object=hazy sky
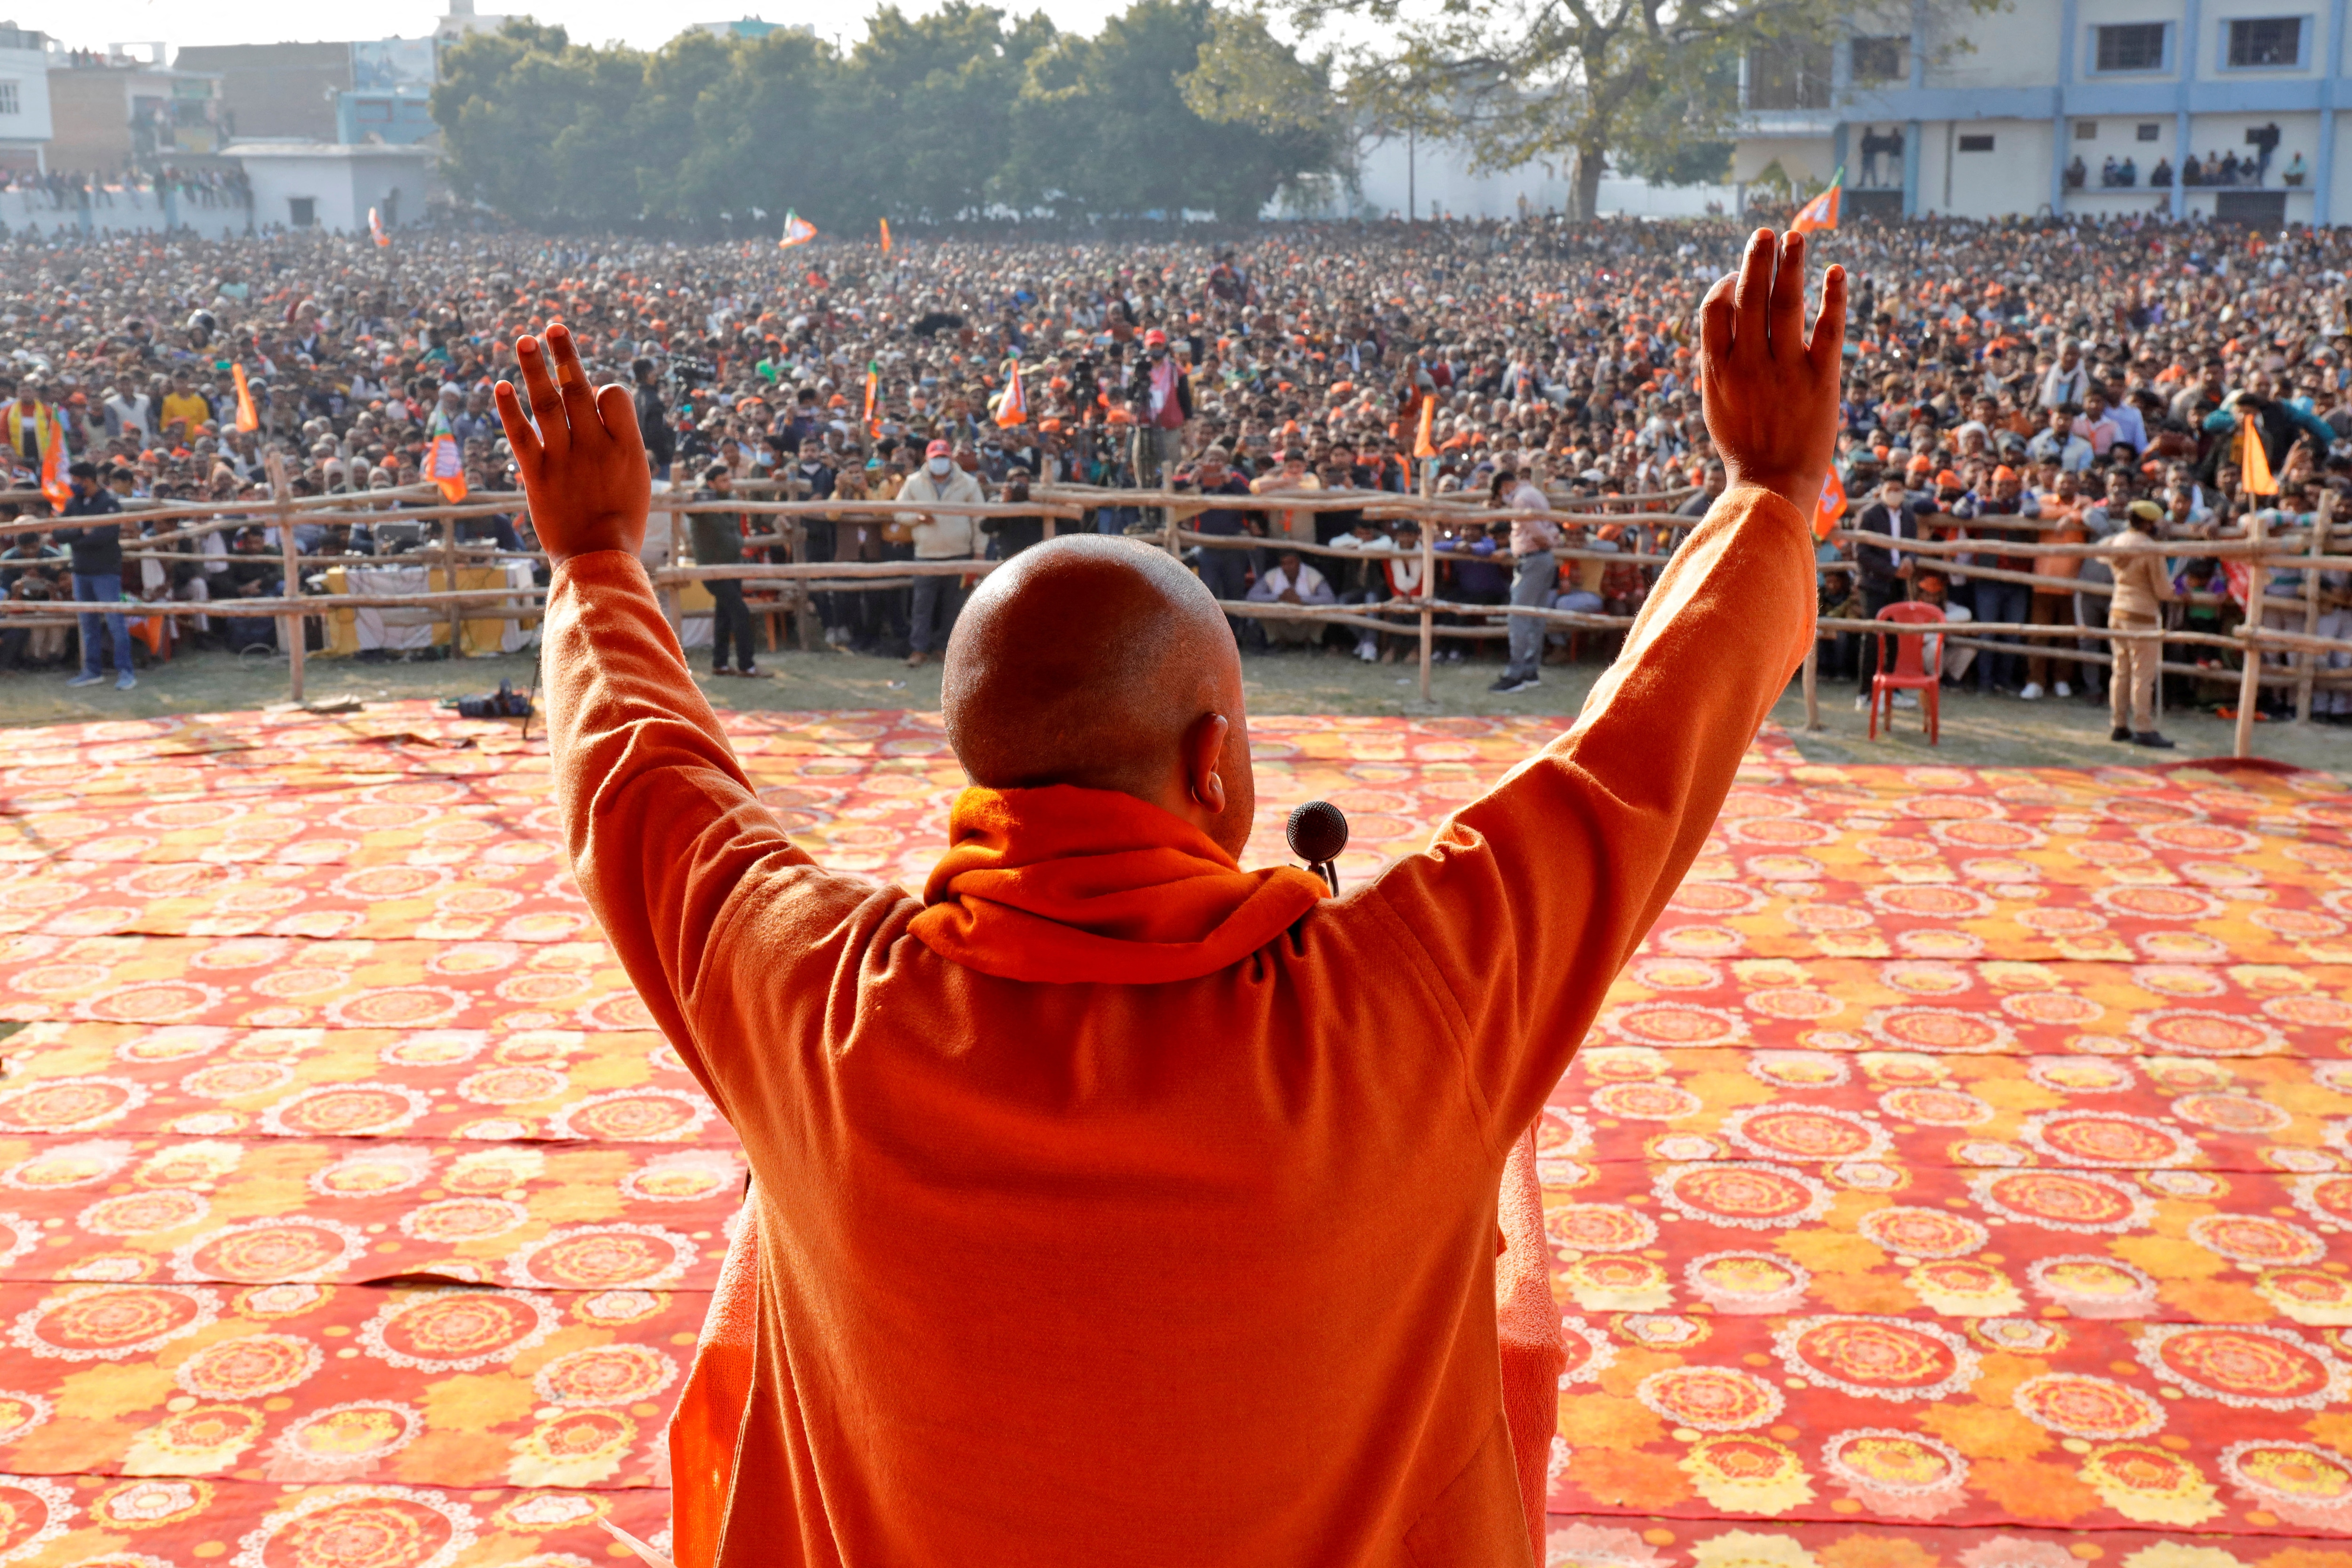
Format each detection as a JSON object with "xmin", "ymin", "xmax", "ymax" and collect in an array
[{"xmin": 41, "ymin": 0, "xmax": 1145, "ymax": 56}]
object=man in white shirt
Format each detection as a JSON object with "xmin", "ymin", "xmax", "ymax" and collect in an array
[
  {"xmin": 894, "ymin": 438, "xmax": 986, "ymax": 667},
  {"xmin": 2038, "ymin": 341, "xmax": 2090, "ymax": 408},
  {"xmin": 1245, "ymin": 548, "xmax": 1335, "ymax": 648},
  {"xmin": 103, "ymin": 378, "xmax": 152, "ymax": 444}
]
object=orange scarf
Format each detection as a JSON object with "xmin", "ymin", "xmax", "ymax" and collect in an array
[{"xmin": 908, "ymin": 785, "xmax": 1328, "ymax": 984}]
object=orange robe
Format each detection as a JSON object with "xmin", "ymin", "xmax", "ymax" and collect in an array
[{"xmin": 545, "ymin": 485, "xmax": 1813, "ymax": 1568}]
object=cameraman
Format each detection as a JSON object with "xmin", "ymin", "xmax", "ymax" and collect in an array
[{"xmin": 633, "ymin": 358, "xmax": 676, "ymax": 480}]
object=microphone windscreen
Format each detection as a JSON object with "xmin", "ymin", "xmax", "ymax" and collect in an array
[{"xmin": 1286, "ymin": 800, "xmax": 1349, "ymax": 867}]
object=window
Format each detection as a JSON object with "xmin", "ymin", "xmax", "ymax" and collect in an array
[
  {"xmin": 0, "ymin": 80, "xmax": 16, "ymax": 116},
  {"xmin": 2226, "ymin": 16, "xmax": 2304, "ymax": 67},
  {"xmin": 357, "ymin": 99, "xmax": 391, "ymax": 123},
  {"xmin": 2137, "ymin": 122, "xmax": 2162, "ymax": 141},
  {"xmin": 1851, "ymin": 35, "xmax": 1907, "ymax": 83},
  {"xmin": 2094, "ymin": 22, "xmax": 2169, "ymax": 71},
  {"xmin": 289, "ymin": 197, "xmax": 316, "ymax": 229},
  {"xmin": 2076, "ymin": 120, "xmax": 2098, "ymax": 139},
  {"xmin": 1747, "ymin": 39, "xmax": 1832, "ymax": 109},
  {"xmin": 1958, "ymin": 134, "xmax": 1995, "ymax": 152}
]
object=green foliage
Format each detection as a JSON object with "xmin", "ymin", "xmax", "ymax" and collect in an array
[{"xmin": 430, "ymin": 1, "xmax": 1343, "ymax": 232}]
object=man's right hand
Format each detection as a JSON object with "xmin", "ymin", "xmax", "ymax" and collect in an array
[
  {"xmin": 1699, "ymin": 229, "xmax": 1846, "ymax": 517},
  {"xmin": 495, "ymin": 324, "xmax": 650, "ymax": 567}
]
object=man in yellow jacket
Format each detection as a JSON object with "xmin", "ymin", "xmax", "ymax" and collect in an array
[{"xmin": 494, "ymin": 227, "xmax": 1843, "ymax": 1568}]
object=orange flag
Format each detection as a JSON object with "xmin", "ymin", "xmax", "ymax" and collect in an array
[
  {"xmin": 1412, "ymin": 394, "xmax": 1435, "ymax": 459},
  {"xmin": 1814, "ymin": 469, "xmax": 1846, "ymax": 540},
  {"xmin": 995, "ymin": 359, "xmax": 1027, "ymax": 429},
  {"xmin": 1790, "ymin": 169, "xmax": 1843, "ymax": 237},
  {"xmin": 879, "ymin": 218, "xmax": 892, "ymax": 255},
  {"xmin": 38, "ymin": 422, "xmax": 70, "ymax": 509},
  {"xmin": 2238, "ymin": 413, "xmax": 2277, "ymax": 496},
  {"xmin": 232, "ymin": 363, "xmax": 260, "ymax": 433}
]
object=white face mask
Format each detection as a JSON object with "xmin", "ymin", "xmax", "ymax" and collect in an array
[{"xmin": 928, "ymin": 457, "xmax": 952, "ymax": 477}]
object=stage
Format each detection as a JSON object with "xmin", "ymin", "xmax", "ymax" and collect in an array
[{"xmin": 0, "ymin": 704, "xmax": 2342, "ymax": 1565}]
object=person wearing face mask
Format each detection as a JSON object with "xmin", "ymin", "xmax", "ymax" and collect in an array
[{"xmin": 894, "ymin": 438, "xmax": 986, "ymax": 667}]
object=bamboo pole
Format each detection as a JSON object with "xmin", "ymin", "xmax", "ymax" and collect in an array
[
  {"xmin": 441, "ymin": 516, "xmax": 464, "ymax": 658},
  {"xmin": 1802, "ymin": 643, "xmax": 1820, "ymax": 731},
  {"xmin": 267, "ymin": 455, "xmax": 303, "ymax": 705},
  {"xmin": 2234, "ymin": 508, "xmax": 2269, "ymax": 758},
  {"xmin": 2296, "ymin": 492, "xmax": 2333, "ymax": 723}
]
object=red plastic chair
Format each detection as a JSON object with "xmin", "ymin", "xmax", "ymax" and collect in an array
[{"xmin": 1869, "ymin": 601, "xmax": 1946, "ymax": 744}]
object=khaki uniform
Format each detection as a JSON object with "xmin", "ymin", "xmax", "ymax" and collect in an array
[{"xmin": 2106, "ymin": 524, "xmax": 2175, "ymax": 732}]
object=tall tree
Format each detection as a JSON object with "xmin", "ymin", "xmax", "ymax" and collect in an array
[
  {"xmin": 850, "ymin": 5, "xmax": 1059, "ymax": 223},
  {"xmin": 433, "ymin": 23, "xmax": 651, "ymax": 231}
]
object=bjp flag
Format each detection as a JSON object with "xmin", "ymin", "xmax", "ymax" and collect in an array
[
  {"xmin": 779, "ymin": 210, "xmax": 818, "ymax": 249},
  {"xmin": 427, "ymin": 407, "xmax": 468, "ymax": 504},
  {"xmin": 232, "ymin": 363, "xmax": 260, "ymax": 433},
  {"xmin": 862, "ymin": 361, "xmax": 880, "ymax": 436},
  {"xmin": 995, "ymin": 359, "xmax": 1027, "ymax": 429},
  {"xmin": 2238, "ymin": 412, "xmax": 2278, "ymax": 496},
  {"xmin": 880, "ymin": 218, "xmax": 893, "ymax": 255},
  {"xmin": 1790, "ymin": 168, "xmax": 1843, "ymax": 236},
  {"xmin": 1412, "ymin": 394, "xmax": 1435, "ymax": 459},
  {"xmin": 37, "ymin": 423, "xmax": 70, "ymax": 509},
  {"xmin": 1814, "ymin": 469, "xmax": 1846, "ymax": 540},
  {"xmin": 368, "ymin": 207, "xmax": 389, "ymax": 248}
]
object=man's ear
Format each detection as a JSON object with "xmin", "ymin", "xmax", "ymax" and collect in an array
[{"xmin": 1184, "ymin": 713, "xmax": 1229, "ymax": 815}]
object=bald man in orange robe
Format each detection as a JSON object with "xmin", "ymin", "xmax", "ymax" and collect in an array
[{"xmin": 499, "ymin": 227, "xmax": 1843, "ymax": 1568}]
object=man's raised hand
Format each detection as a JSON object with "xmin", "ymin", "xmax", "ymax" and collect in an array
[
  {"xmin": 494, "ymin": 323, "xmax": 650, "ymax": 566},
  {"xmin": 1698, "ymin": 228, "xmax": 1846, "ymax": 517}
]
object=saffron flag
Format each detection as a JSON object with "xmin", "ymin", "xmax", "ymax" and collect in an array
[
  {"xmin": 995, "ymin": 359, "xmax": 1027, "ymax": 428},
  {"xmin": 1412, "ymin": 394, "xmax": 1435, "ymax": 459},
  {"xmin": 862, "ymin": 361, "xmax": 879, "ymax": 437},
  {"xmin": 427, "ymin": 407, "xmax": 468, "ymax": 504},
  {"xmin": 880, "ymin": 218, "xmax": 892, "ymax": 255},
  {"xmin": 232, "ymin": 363, "xmax": 260, "ymax": 433},
  {"xmin": 779, "ymin": 210, "xmax": 818, "ymax": 249},
  {"xmin": 37, "ymin": 420, "xmax": 69, "ymax": 509},
  {"xmin": 1790, "ymin": 168, "xmax": 1843, "ymax": 236},
  {"xmin": 368, "ymin": 207, "xmax": 389, "ymax": 248},
  {"xmin": 2238, "ymin": 412, "xmax": 2278, "ymax": 496},
  {"xmin": 1814, "ymin": 468, "xmax": 1846, "ymax": 541}
]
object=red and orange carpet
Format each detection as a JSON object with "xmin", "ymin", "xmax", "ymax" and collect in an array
[{"xmin": 0, "ymin": 705, "xmax": 2340, "ymax": 1567}]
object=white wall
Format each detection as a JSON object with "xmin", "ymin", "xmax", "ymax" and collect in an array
[
  {"xmin": 1925, "ymin": 3, "xmax": 2062, "ymax": 89},
  {"xmin": 239, "ymin": 151, "xmax": 433, "ymax": 236},
  {"xmin": 1332, "ymin": 132, "xmax": 1731, "ymax": 220},
  {"xmin": 1918, "ymin": 118, "xmax": 2058, "ymax": 218},
  {"xmin": 0, "ymin": 44, "xmax": 52, "ymax": 154},
  {"xmin": 0, "ymin": 186, "xmax": 247, "ymax": 239}
]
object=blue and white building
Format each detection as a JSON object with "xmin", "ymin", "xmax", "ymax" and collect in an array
[{"xmin": 1737, "ymin": 2, "xmax": 2352, "ymax": 224}]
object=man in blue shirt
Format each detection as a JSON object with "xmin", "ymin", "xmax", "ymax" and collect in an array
[{"xmin": 54, "ymin": 462, "xmax": 135, "ymax": 692}]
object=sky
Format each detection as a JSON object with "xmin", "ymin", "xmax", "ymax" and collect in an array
[{"xmin": 36, "ymin": 0, "xmax": 1145, "ymax": 57}]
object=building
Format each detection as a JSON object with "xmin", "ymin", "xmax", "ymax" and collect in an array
[
  {"xmin": 172, "ymin": 42, "xmax": 348, "ymax": 143},
  {"xmin": 231, "ymin": 139, "xmax": 437, "ymax": 234},
  {"xmin": 44, "ymin": 49, "xmax": 225, "ymax": 175},
  {"xmin": 434, "ymin": 0, "xmax": 514, "ymax": 48},
  {"xmin": 1737, "ymin": 5, "xmax": 2352, "ymax": 224},
  {"xmin": 0, "ymin": 24, "xmax": 52, "ymax": 173}
]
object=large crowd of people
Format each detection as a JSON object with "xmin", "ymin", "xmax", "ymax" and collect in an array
[{"xmin": 0, "ymin": 211, "xmax": 2344, "ymax": 721}]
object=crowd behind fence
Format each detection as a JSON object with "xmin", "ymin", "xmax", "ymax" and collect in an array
[{"xmin": 0, "ymin": 474, "xmax": 2344, "ymax": 761}]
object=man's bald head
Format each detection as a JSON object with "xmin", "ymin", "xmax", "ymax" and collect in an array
[{"xmin": 944, "ymin": 535, "xmax": 1254, "ymax": 853}]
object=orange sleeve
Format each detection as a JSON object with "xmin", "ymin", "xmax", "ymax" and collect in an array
[
  {"xmin": 1368, "ymin": 484, "xmax": 1814, "ymax": 1149},
  {"xmin": 542, "ymin": 548, "xmax": 877, "ymax": 1121}
]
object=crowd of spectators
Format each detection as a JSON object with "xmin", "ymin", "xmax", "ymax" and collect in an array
[{"xmin": 0, "ymin": 212, "xmax": 2344, "ymax": 719}]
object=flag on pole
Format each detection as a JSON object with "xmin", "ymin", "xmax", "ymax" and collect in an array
[
  {"xmin": 2237, "ymin": 411, "xmax": 2278, "ymax": 496},
  {"xmin": 879, "ymin": 218, "xmax": 892, "ymax": 255},
  {"xmin": 1814, "ymin": 468, "xmax": 1846, "ymax": 541},
  {"xmin": 368, "ymin": 207, "xmax": 389, "ymax": 248},
  {"xmin": 995, "ymin": 358, "xmax": 1027, "ymax": 428},
  {"xmin": 778, "ymin": 210, "xmax": 818, "ymax": 249},
  {"xmin": 1790, "ymin": 167, "xmax": 1843, "ymax": 236},
  {"xmin": 37, "ymin": 419, "xmax": 69, "ymax": 509},
  {"xmin": 862, "ymin": 361, "xmax": 880, "ymax": 437},
  {"xmin": 427, "ymin": 406, "xmax": 468, "ymax": 504},
  {"xmin": 232, "ymin": 363, "xmax": 260, "ymax": 433},
  {"xmin": 1411, "ymin": 392, "xmax": 1435, "ymax": 459}
]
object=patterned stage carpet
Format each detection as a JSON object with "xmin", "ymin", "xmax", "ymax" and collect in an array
[{"xmin": 0, "ymin": 704, "xmax": 2343, "ymax": 1567}]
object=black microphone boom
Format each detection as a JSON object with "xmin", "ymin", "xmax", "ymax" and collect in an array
[{"xmin": 1286, "ymin": 800, "xmax": 1349, "ymax": 896}]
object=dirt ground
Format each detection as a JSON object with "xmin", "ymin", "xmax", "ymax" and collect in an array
[{"xmin": 0, "ymin": 640, "xmax": 2342, "ymax": 777}]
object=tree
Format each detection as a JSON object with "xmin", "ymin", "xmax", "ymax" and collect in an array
[
  {"xmin": 1220, "ymin": 0, "xmax": 2000, "ymax": 221},
  {"xmin": 1008, "ymin": 0, "xmax": 1342, "ymax": 221},
  {"xmin": 433, "ymin": 23, "xmax": 651, "ymax": 231},
  {"xmin": 850, "ymin": 5, "xmax": 1059, "ymax": 223}
]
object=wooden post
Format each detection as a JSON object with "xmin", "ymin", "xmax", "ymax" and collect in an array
[
  {"xmin": 789, "ymin": 517, "xmax": 816, "ymax": 652},
  {"xmin": 441, "ymin": 516, "xmax": 464, "ymax": 658},
  {"xmin": 2233, "ymin": 508, "xmax": 2269, "ymax": 759},
  {"xmin": 1802, "ymin": 642, "xmax": 1820, "ymax": 731},
  {"xmin": 2295, "ymin": 492, "xmax": 2334, "ymax": 723},
  {"xmin": 269, "ymin": 454, "xmax": 302, "ymax": 704},
  {"xmin": 1418, "ymin": 510, "xmax": 1435, "ymax": 704}
]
